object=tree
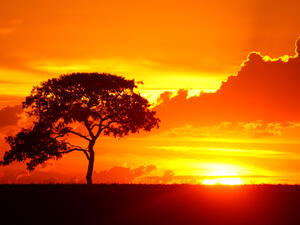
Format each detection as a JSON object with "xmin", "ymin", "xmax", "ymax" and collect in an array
[{"xmin": 0, "ymin": 73, "xmax": 160, "ymax": 184}]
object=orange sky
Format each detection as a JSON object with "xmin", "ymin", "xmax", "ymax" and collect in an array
[{"xmin": 0, "ymin": 0, "xmax": 300, "ymax": 184}]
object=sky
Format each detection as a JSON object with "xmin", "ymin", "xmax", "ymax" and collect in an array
[{"xmin": 0, "ymin": 0, "xmax": 300, "ymax": 184}]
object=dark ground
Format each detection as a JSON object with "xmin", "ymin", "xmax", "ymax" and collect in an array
[{"xmin": 1, "ymin": 184, "xmax": 300, "ymax": 225}]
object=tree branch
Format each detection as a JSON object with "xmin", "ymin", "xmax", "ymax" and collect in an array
[
  {"xmin": 83, "ymin": 151, "xmax": 90, "ymax": 160},
  {"xmin": 60, "ymin": 145, "xmax": 90, "ymax": 161},
  {"xmin": 54, "ymin": 133, "xmax": 67, "ymax": 139},
  {"xmin": 95, "ymin": 119, "xmax": 122, "ymax": 138},
  {"xmin": 54, "ymin": 129, "xmax": 92, "ymax": 142},
  {"xmin": 61, "ymin": 148, "xmax": 89, "ymax": 154},
  {"xmin": 103, "ymin": 120, "xmax": 120, "ymax": 129},
  {"xmin": 93, "ymin": 116, "xmax": 111, "ymax": 138},
  {"xmin": 95, "ymin": 120, "xmax": 104, "ymax": 139},
  {"xmin": 65, "ymin": 142, "xmax": 85, "ymax": 150},
  {"xmin": 90, "ymin": 123, "xmax": 100, "ymax": 131},
  {"xmin": 84, "ymin": 120, "xmax": 95, "ymax": 139},
  {"xmin": 67, "ymin": 130, "xmax": 92, "ymax": 142}
]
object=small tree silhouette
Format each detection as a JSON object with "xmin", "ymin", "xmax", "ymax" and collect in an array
[{"xmin": 0, "ymin": 73, "xmax": 160, "ymax": 184}]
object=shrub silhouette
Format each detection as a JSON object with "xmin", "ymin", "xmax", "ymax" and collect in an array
[{"xmin": 0, "ymin": 73, "xmax": 160, "ymax": 184}]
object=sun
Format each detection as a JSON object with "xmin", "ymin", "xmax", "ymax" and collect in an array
[{"xmin": 202, "ymin": 170, "xmax": 243, "ymax": 185}]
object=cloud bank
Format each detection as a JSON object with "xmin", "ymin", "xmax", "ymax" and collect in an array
[{"xmin": 155, "ymin": 38, "xmax": 300, "ymax": 128}]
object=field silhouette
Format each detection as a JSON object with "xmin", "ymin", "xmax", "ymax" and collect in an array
[{"xmin": 1, "ymin": 184, "xmax": 300, "ymax": 225}]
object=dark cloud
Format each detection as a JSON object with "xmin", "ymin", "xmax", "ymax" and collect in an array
[
  {"xmin": 0, "ymin": 105, "xmax": 22, "ymax": 128},
  {"xmin": 93, "ymin": 165, "xmax": 157, "ymax": 184},
  {"xmin": 155, "ymin": 38, "xmax": 300, "ymax": 128}
]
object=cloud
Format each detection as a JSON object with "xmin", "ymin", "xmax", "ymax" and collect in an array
[
  {"xmin": 0, "ymin": 167, "xmax": 63, "ymax": 184},
  {"xmin": 0, "ymin": 95, "xmax": 24, "ymax": 108},
  {"xmin": 0, "ymin": 28, "xmax": 16, "ymax": 35},
  {"xmin": 155, "ymin": 38, "xmax": 300, "ymax": 129},
  {"xmin": 148, "ymin": 145, "xmax": 293, "ymax": 159},
  {"xmin": 0, "ymin": 19, "xmax": 23, "ymax": 35},
  {"xmin": 0, "ymin": 56, "xmax": 49, "ymax": 74},
  {"xmin": 162, "ymin": 121, "xmax": 294, "ymax": 139},
  {"xmin": 93, "ymin": 165, "xmax": 157, "ymax": 184},
  {"xmin": 237, "ymin": 121, "xmax": 288, "ymax": 138},
  {"xmin": 0, "ymin": 164, "xmax": 159, "ymax": 184},
  {"xmin": 0, "ymin": 105, "xmax": 22, "ymax": 128}
]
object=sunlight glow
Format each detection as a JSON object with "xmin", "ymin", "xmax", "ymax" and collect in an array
[{"xmin": 202, "ymin": 170, "xmax": 243, "ymax": 185}]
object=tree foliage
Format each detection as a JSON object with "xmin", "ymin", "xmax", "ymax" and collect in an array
[{"xmin": 0, "ymin": 73, "xmax": 160, "ymax": 183}]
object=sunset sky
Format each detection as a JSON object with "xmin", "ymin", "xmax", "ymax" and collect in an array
[{"xmin": 1, "ymin": 0, "xmax": 300, "ymax": 184}]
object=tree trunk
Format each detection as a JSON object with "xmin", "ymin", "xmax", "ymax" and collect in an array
[{"xmin": 86, "ymin": 142, "xmax": 95, "ymax": 185}]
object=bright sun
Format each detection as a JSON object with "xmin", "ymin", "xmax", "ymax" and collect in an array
[{"xmin": 202, "ymin": 170, "xmax": 243, "ymax": 185}]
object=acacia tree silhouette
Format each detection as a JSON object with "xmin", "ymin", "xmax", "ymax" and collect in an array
[{"xmin": 0, "ymin": 73, "xmax": 160, "ymax": 184}]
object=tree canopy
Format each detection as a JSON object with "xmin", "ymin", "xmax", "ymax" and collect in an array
[{"xmin": 0, "ymin": 73, "xmax": 160, "ymax": 184}]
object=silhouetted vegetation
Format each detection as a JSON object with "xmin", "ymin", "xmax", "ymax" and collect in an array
[
  {"xmin": 0, "ymin": 73, "xmax": 160, "ymax": 184},
  {"xmin": 1, "ymin": 184, "xmax": 300, "ymax": 225}
]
